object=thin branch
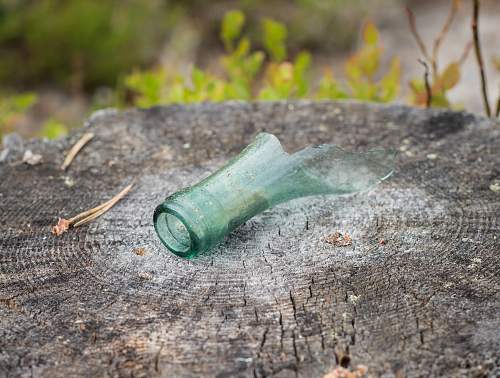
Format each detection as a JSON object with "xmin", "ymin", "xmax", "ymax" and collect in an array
[
  {"xmin": 458, "ymin": 40, "xmax": 473, "ymax": 65},
  {"xmin": 405, "ymin": 7, "xmax": 431, "ymax": 63},
  {"xmin": 61, "ymin": 132, "xmax": 94, "ymax": 170},
  {"xmin": 418, "ymin": 59, "xmax": 432, "ymax": 108},
  {"xmin": 472, "ymin": 0, "xmax": 491, "ymax": 117},
  {"xmin": 432, "ymin": 0, "xmax": 461, "ymax": 75},
  {"xmin": 496, "ymin": 87, "xmax": 500, "ymax": 117}
]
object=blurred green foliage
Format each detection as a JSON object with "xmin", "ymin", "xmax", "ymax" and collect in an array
[
  {"xmin": 317, "ymin": 22, "xmax": 401, "ymax": 102},
  {"xmin": 221, "ymin": 10, "xmax": 246, "ymax": 52},
  {"xmin": 262, "ymin": 18, "xmax": 288, "ymax": 62},
  {"xmin": 0, "ymin": 92, "xmax": 37, "ymax": 139},
  {"xmin": 1, "ymin": 0, "xmax": 471, "ymax": 143},
  {"xmin": 124, "ymin": 70, "xmax": 168, "ymax": 108},
  {"xmin": 0, "ymin": 0, "xmax": 388, "ymax": 91},
  {"xmin": 38, "ymin": 119, "xmax": 68, "ymax": 139},
  {"xmin": 236, "ymin": 0, "xmax": 389, "ymax": 52},
  {"xmin": 0, "ymin": 0, "xmax": 176, "ymax": 89},
  {"xmin": 0, "ymin": 92, "xmax": 68, "ymax": 140},
  {"xmin": 124, "ymin": 11, "xmax": 401, "ymax": 106},
  {"xmin": 258, "ymin": 52, "xmax": 311, "ymax": 100},
  {"xmin": 409, "ymin": 62, "xmax": 461, "ymax": 108},
  {"xmin": 220, "ymin": 11, "xmax": 265, "ymax": 100}
]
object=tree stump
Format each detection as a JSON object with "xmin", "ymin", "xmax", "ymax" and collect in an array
[{"xmin": 0, "ymin": 102, "xmax": 499, "ymax": 377}]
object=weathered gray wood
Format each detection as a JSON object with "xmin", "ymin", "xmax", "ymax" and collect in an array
[{"xmin": 0, "ymin": 101, "xmax": 499, "ymax": 378}]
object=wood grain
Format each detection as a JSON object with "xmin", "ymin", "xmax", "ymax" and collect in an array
[{"xmin": 0, "ymin": 102, "xmax": 499, "ymax": 377}]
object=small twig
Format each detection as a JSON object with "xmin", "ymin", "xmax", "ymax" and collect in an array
[
  {"xmin": 432, "ymin": 0, "xmax": 460, "ymax": 75},
  {"xmin": 52, "ymin": 183, "xmax": 133, "ymax": 235},
  {"xmin": 418, "ymin": 59, "xmax": 432, "ymax": 108},
  {"xmin": 61, "ymin": 132, "xmax": 94, "ymax": 170},
  {"xmin": 406, "ymin": 7, "xmax": 431, "ymax": 64},
  {"xmin": 458, "ymin": 40, "xmax": 473, "ymax": 65},
  {"xmin": 472, "ymin": 0, "xmax": 491, "ymax": 117}
]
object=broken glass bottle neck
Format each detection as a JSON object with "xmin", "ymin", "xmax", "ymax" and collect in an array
[{"xmin": 154, "ymin": 133, "xmax": 396, "ymax": 258}]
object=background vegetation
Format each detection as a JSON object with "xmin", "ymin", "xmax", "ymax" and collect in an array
[{"xmin": 0, "ymin": 0, "xmax": 498, "ymax": 141}]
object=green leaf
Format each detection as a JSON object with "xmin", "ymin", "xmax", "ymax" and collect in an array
[
  {"xmin": 293, "ymin": 51, "xmax": 311, "ymax": 75},
  {"xmin": 192, "ymin": 67, "xmax": 205, "ymax": 88},
  {"xmin": 262, "ymin": 18, "xmax": 287, "ymax": 62},
  {"xmin": 257, "ymin": 86, "xmax": 281, "ymax": 100},
  {"xmin": 380, "ymin": 57, "xmax": 401, "ymax": 102},
  {"xmin": 316, "ymin": 70, "xmax": 348, "ymax": 100},
  {"xmin": 345, "ymin": 56, "xmax": 362, "ymax": 81},
  {"xmin": 12, "ymin": 93, "xmax": 38, "ymax": 110},
  {"xmin": 439, "ymin": 62, "xmax": 460, "ymax": 90},
  {"xmin": 234, "ymin": 37, "xmax": 250, "ymax": 58},
  {"xmin": 247, "ymin": 51, "xmax": 265, "ymax": 77},
  {"xmin": 124, "ymin": 69, "xmax": 166, "ymax": 107},
  {"xmin": 221, "ymin": 10, "xmax": 245, "ymax": 51},
  {"xmin": 292, "ymin": 51, "xmax": 311, "ymax": 97},
  {"xmin": 363, "ymin": 21, "xmax": 379, "ymax": 46},
  {"xmin": 39, "ymin": 119, "xmax": 67, "ymax": 139},
  {"xmin": 409, "ymin": 78, "xmax": 425, "ymax": 95},
  {"xmin": 168, "ymin": 82, "xmax": 187, "ymax": 103},
  {"xmin": 431, "ymin": 92, "xmax": 451, "ymax": 108},
  {"xmin": 225, "ymin": 81, "xmax": 250, "ymax": 100},
  {"xmin": 361, "ymin": 46, "xmax": 381, "ymax": 78}
]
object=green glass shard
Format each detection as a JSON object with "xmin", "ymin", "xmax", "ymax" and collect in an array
[{"xmin": 154, "ymin": 133, "xmax": 396, "ymax": 258}]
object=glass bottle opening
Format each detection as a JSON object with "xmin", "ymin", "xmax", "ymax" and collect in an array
[{"xmin": 154, "ymin": 211, "xmax": 192, "ymax": 257}]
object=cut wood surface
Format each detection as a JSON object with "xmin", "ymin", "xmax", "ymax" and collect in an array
[{"xmin": 0, "ymin": 102, "xmax": 499, "ymax": 377}]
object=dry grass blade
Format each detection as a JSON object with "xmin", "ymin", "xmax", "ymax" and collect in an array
[
  {"xmin": 61, "ymin": 132, "xmax": 94, "ymax": 170},
  {"xmin": 52, "ymin": 183, "xmax": 133, "ymax": 235},
  {"xmin": 67, "ymin": 186, "xmax": 128, "ymax": 225},
  {"xmin": 72, "ymin": 184, "xmax": 133, "ymax": 227}
]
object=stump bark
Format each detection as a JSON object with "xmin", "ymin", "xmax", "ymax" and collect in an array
[{"xmin": 0, "ymin": 101, "xmax": 499, "ymax": 378}]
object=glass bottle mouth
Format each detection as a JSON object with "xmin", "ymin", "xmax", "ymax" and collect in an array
[
  {"xmin": 154, "ymin": 189, "xmax": 229, "ymax": 259},
  {"xmin": 154, "ymin": 206, "xmax": 197, "ymax": 258}
]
